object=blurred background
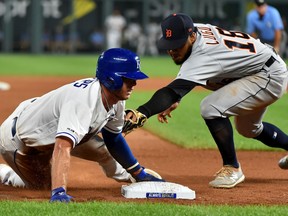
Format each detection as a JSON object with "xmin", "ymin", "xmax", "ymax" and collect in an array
[{"xmin": 0, "ymin": 0, "xmax": 287, "ymax": 57}]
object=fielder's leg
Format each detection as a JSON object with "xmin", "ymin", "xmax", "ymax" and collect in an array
[
  {"xmin": 253, "ymin": 122, "xmax": 288, "ymax": 150},
  {"xmin": 253, "ymin": 122, "xmax": 288, "ymax": 169},
  {"xmin": 204, "ymin": 117, "xmax": 239, "ymax": 168}
]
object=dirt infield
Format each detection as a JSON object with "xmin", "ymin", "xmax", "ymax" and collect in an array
[{"xmin": 0, "ymin": 76, "xmax": 287, "ymax": 205}]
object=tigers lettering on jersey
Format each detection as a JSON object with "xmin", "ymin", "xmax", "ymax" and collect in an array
[
  {"xmin": 198, "ymin": 26, "xmax": 219, "ymax": 45},
  {"xmin": 216, "ymin": 27, "xmax": 256, "ymax": 53},
  {"xmin": 198, "ymin": 26, "xmax": 256, "ymax": 54}
]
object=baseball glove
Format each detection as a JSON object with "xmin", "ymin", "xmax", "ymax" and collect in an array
[{"xmin": 122, "ymin": 109, "xmax": 147, "ymax": 135}]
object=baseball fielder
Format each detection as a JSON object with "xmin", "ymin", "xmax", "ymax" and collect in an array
[
  {"xmin": 0, "ymin": 48, "xmax": 164, "ymax": 202},
  {"xmin": 124, "ymin": 13, "xmax": 288, "ymax": 189}
]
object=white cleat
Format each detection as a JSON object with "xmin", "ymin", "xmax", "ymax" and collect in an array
[
  {"xmin": 0, "ymin": 164, "xmax": 13, "ymax": 184},
  {"xmin": 0, "ymin": 164, "xmax": 25, "ymax": 187},
  {"xmin": 209, "ymin": 164, "xmax": 245, "ymax": 189}
]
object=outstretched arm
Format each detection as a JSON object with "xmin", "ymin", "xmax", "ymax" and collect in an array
[
  {"xmin": 137, "ymin": 79, "xmax": 196, "ymax": 118},
  {"xmin": 50, "ymin": 136, "xmax": 73, "ymax": 202},
  {"xmin": 101, "ymin": 128, "xmax": 164, "ymax": 182},
  {"xmin": 51, "ymin": 137, "xmax": 73, "ymax": 190},
  {"xmin": 123, "ymin": 79, "xmax": 196, "ymax": 134},
  {"xmin": 157, "ymin": 101, "xmax": 180, "ymax": 123}
]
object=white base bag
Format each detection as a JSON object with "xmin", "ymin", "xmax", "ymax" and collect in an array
[{"xmin": 121, "ymin": 182, "xmax": 196, "ymax": 200}]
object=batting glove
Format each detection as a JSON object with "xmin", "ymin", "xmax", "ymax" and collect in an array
[
  {"xmin": 133, "ymin": 169, "xmax": 165, "ymax": 182},
  {"xmin": 50, "ymin": 187, "xmax": 73, "ymax": 203}
]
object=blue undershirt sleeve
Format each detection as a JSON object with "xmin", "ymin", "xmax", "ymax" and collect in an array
[{"xmin": 101, "ymin": 128, "xmax": 141, "ymax": 173}]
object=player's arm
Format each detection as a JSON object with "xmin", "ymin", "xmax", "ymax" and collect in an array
[
  {"xmin": 273, "ymin": 29, "xmax": 282, "ymax": 53},
  {"xmin": 157, "ymin": 101, "xmax": 180, "ymax": 123},
  {"xmin": 101, "ymin": 128, "xmax": 164, "ymax": 182},
  {"xmin": 122, "ymin": 79, "xmax": 197, "ymax": 134},
  {"xmin": 50, "ymin": 136, "xmax": 73, "ymax": 202},
  {"xmin": 137, "ymin": 79, "xmax": 196, "ymax": 118}
]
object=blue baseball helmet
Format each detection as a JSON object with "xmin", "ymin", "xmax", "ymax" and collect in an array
[{"xmin": 96, "ymin": 48, "xmax": 148, "ymax": 90}]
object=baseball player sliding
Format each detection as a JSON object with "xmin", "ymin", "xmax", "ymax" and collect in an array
[
  {"xmin": 124, "ymin": 13, "xmax": 288, "ymax": 189},
  {"xmin": 0, "ymin": 48, "xmax": 164, "ymax": 202}
]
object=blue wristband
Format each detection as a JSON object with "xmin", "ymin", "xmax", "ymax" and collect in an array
[{"xmin": 50, "ymin": 187, "xmax": 73, "ymax": 203}]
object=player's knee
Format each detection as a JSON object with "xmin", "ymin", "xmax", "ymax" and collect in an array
[
  {"xmin": 200, "ymin": 99, "xmax": 221, "ymax": 119},
  {"xmin": 235, "ymin": 123, "xmax": 262, "ymax": 138},
  {"xmin": 96, "ymin": 148, "xmax": 113, "ymax": 164}
]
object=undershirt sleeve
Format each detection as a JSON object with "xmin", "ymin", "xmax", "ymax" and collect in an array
[{"xmin": 137, "ymin": 79, "xmax": 197, "ymax": 118}]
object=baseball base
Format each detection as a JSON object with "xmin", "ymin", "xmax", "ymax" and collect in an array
[
  {"xmin": 0, "ymin": 81, "xmax": 11, "ymax": 91},
  {"xmin": 121, "ymin": 182, "xmax": 196, "ymax": 200}
]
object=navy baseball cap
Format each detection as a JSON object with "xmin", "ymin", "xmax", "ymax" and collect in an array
[
  {"xmin": 157, "ymin": 13, "xmax": 194, "ymax": 50},
  {"xmin": 254, "ymin": 0, "xmax": 265, "ymax": 6}
]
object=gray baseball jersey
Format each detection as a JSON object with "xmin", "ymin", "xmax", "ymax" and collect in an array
[
  {"xmin": 16, "ymin": 78, "xmax": 124, "ymax": 148},
  {"xmin": 177, "ymin": 23, "xmax": 287, "ymax": 90},
  {"xmin": 170, "ymin": 23, "xmax": 288, "ymax": 137}
]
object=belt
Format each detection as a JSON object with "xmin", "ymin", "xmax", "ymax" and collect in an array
[
  {"xmin": 265, "ymin": 56, "xmax": 276, "ymax": 68},
  {"xmin": 11, "ymin": 117, "xmax": 18, "ymax": 137},
  {"xmin": 11, "ymin": 99, "xmax": 36, "ymax": 137}
]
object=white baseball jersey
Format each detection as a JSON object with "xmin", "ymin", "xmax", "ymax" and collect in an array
[
  {"xmin": 177, "ymin": 23, "xmax": 286, "ymax": 90},
  {"xmin": 16, "ymin": 78, "xmax": 125, "ymax": 148}
]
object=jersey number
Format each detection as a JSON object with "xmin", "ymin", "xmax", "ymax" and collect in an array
[
  {"xmin": 216, "ymin": 27, "xmax": 256, "ymax": 53},
  {"xmin": 73, "ymin": 79, "xmax": 93, "ymax": 88}
]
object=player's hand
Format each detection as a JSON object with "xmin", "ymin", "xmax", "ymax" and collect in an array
[
  {"xmin": 122, "ymin": 109, "xmax": 147, "ymax": 135},
  {"xmin": 133, "ymin": 168, "xmax": 165, "ymax": 182},
  {"xmin": 50, "ymin": 187, "xmax": 73, "ymax": 203},
  {"xmin": 157, "ymin": 102, "xmax": 179, "ymax": 123}
]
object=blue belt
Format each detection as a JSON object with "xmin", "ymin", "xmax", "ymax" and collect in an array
[{"xmin": 11, "ymin": 117, "xmax": 18, "ymax": 137}]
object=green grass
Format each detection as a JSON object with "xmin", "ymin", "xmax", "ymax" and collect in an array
[
  {"xmin": 0, "ymin": 54, "xmax": 97, "ymax": 76},
  {"xmin": 0, "ymin": 54, "xmax": 179, "ymax": 77},
  {"xmin": 127, "ymin": 90, "xmax": 288, "ymax": 151},
  {"xmin": 0, "ymin": 54, "xmax": 288, "ymax": 213},
  {"xmin": 1, "ymin": 200, "xmax": 288, "ymax": 216}
]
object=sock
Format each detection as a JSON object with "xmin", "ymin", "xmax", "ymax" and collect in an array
[
  {"xmin": 254, "ymin": 122, "xmax": 288, "ymax": 150},
  {"xmin": 205, "ymin": 117, "xmax": 239, "ymax": 168}
]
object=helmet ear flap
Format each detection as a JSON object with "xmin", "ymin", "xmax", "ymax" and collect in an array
[{"xmin": 102, "ymin": 75, "xmax": 123, "ymax": 90}]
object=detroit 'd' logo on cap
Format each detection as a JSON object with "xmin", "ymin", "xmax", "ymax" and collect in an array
[{"xmin": 165, "ymin": 29, "xmax": 172, "ymax": 38}]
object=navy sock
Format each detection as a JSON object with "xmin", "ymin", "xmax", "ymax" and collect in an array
[
  {"xmin": 205, "ymin": 117, "xmax": 239, "ymax": 168},
  {"xmin": 254, "ymin": 122, "xmax": 288, "ymax": 150}
]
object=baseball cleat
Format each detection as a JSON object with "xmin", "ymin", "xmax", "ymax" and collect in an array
[
  {"xmin": 278, "ymin": 155, "xmax": 288, "ymax": 169},
  {"xmin": 209, "ymin": 164, "xmax": 245, "ymax": 189},
  {"xmin": 0, "ymin": 164, "xmax": 25, "ymax": 187},
  {"xmin": 0, "ymin": 164, "xmax": 12, "ymax": 184}
]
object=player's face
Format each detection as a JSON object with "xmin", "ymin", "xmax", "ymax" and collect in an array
[
  {"xmin": 113, "ymin": 78, "xmax": 136, "ymax": 100},
  {"xmin": 167, "ymin": 33, "xmax": 196, "ymax": 65}
]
